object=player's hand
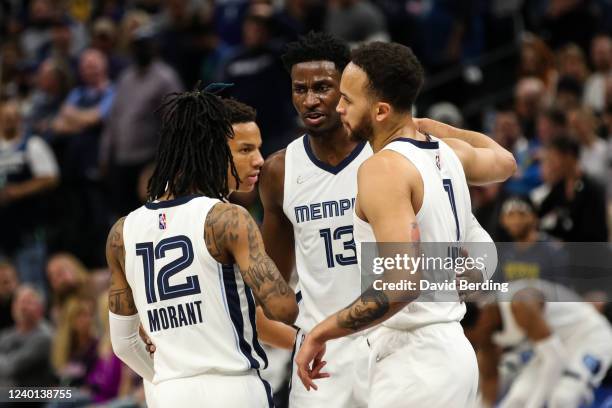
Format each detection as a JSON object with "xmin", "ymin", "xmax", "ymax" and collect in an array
[
  {"xmin": 455, "ymin": 248, "xmax": 484, "ymax": 302},
  {"xmin": 139, "ymin": 324, "xmax": 156, "ymax": 355},
  {"xmin": 295, "ymin": 333, "xmax": 329, "ymax": 391}
]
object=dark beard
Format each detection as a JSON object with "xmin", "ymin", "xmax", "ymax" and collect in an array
[{"xmin": 348, "ymin": 116, "xmax": 374, "ymax": 143}]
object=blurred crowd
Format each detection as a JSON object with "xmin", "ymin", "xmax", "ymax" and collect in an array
[{"xmin": 1, "ymin": 0, "xmax": 612, "ymax": 406}]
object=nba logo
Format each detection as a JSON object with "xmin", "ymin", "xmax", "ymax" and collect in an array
[
  {"xmin": 159, "ymin": 213, "xmax": 167, "ymax": 229},
  {"xmin": 435, "ymin": 154, "xmax": 441, "ymax": 170}
]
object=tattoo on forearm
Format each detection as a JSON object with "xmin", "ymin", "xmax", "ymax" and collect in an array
[
  {"xmin": 109, "ymin": 287, "xmax": 137, "ymax": 315},
  {"xmin": 337, "ymin": 287, "xmax": 390, "ymax": 331}
]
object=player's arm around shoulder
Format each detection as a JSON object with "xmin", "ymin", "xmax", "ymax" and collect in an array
[
  {"xmin": 205, "ymin": 202, "xmax": 298, "ymax": 325},
  {"xmin": 259, "ymin": 149, "xmax": 295, "ymax": 283},
  {"xmin": 416, "ymin": 118, "xmax": 517, "ymax": 185}
]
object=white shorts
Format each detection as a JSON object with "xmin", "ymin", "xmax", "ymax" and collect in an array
[
  {"xmin": 366, "ymin": 322, "xmax": 479, "ymax": 408},
  {"xmin": 289, "ymin": 329, "xmax": 369, "ymax": 408},
  {"xmin": 153, "ymin": 371, "xmax": 273, "ymax": 408}
]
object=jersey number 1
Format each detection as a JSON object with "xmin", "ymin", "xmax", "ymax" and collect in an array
[{"xmin": 135, "ymin": 235, "xmax": 201, "ymax": 304}]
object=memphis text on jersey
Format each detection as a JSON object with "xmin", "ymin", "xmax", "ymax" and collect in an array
[
  {"xmin": 294, "ymin": 198, "xmax": 355, "ymax": 224},
  {"xmin": 147, "ymin": 300, "xmax": 204, "ymax": 333}
]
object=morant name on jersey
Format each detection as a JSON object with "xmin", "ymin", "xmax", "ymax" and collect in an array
[
  {"xmin": 147, "ymin": 300, "xmax": 204, "ymax": 333},
  {"xmin": 293, "ymin": 197, "xmax": 355, "ymax": 224}
]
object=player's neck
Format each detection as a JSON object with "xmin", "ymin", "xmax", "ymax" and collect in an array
[
  {"xmin": 372, "ymin": 117, "xmax": 423, "ymax": 153},
  {"xmin": 307, "ymin": 126, "xmax": 359, "ymax": 166}
]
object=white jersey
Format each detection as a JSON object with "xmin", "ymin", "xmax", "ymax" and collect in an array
[
  {"xmin": 354, "ymin": 136, "xmax": 472, "ymax": 331},
  {"xmin": 493, "ymin": 279, "xmax": 612, "ymax": 349},
  {"xmin": 123, "ymin": 196, "xmax": 267, "ymax": 384},
  {"xmin": 283, "ymin": 135, "xmax": 372, "ymax": 331}
]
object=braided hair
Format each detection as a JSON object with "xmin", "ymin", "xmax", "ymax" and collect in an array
[{"xmin": 147, "ymin": 89, "xmax": 239, "ymax": 201}]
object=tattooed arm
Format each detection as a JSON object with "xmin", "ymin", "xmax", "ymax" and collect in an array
[
  {"xmin": 106, "ymin": 217, "xmax": 154, "ymax": 381},
  {"xmin": 295, "ymin": 152, "xmax": 422, "ymax": 390},
  {"xmin": 106, "ymin": 217, "xmax": 137, "ymax": 316},
  {"xmin": 205, "ymin": 202, "xmax": 298, "ymax": 325}
]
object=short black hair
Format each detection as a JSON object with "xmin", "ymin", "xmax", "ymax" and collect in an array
[
  {"xmin": 548, "ymin": 134, "xmax": 580, "ymax": 158},
  {"xmin": 223, "ymin": 98, "xmax": 257, "ymax": 125},
  {"xmin": 281, "ymin": 31, "xmax": 350, "ymax": 74},
  {"xmin": 351, "ymin": 42, "xmax": 424, "ymax": 112}
]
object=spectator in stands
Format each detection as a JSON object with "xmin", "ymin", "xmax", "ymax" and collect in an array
[
  {"xmin": 0, "ymin": 261, "xmax": 18, "ymax": 331},
  {"xmin": 497, "ymin": 195, "xmax": 568, "ymax": 283},
  {"xmin": 0, "ymin": 99, "xmax": 59, "ymax": 292},
  {"xmin": 24, "ymin": 58, "xmax": 72, "ymax": 138},
  {"xmin": 0, "ymin": 285, "xmax": 55, "ymax": 387},
  {"xmin": 584, "ymin": 34, "xmax": 612, "ymax": 113},
  {"xmin": 37, "ymin": 17, "xmax": 80, "ymax": 75},
  {"xmin": 51, "ymin": 297, "xmax": 99, "ymax": 389},
  {"xmin": 515, "ymin": 77, "xmax": 547, "ymax": 140},
  {"xmin": 0, "ymin": 40, "xmax": 24, "ymax": 98},
  {"xmin": 100, "ymin": 27, "xmax": 182, "ymax": 217},
  {"xmin": 518, "ymin": 34, "xmax": 557, "ymax": 95},
  {"xmin": 155, "ymin": 0, "xmax": 216, "ymax": 89},
  {"xmin": 324, "ymin": 0, "xmax": 389, "ymax": 46},
  {"xmin": 557, "ymin": 43, "xmax": 590, "ymax": 86},
  {"xmin": 85, "ymin": 293, "xmax": 127, "ymax": 404},
  {"xmin": 51, "ymin": 48, "xmax": 115, "ymax": 267},
  {"xmin": 117, "ymin": 9, "xmax": 152, "ymax": 55},
  {"xmin": 46, "ymin": 253, "xmax": 92, "ymax": 323},
  {"xmin": 494, "ymin": 105, "xmax": 541, "ymax": 195},
  {"xmin": 539, "ymin": 135, "xmax": 608, "ymax": 241},
  {"xmin": 471, "ymin": 183, "xmax": 509, "ymax": 242},
  {"xmin": 555, "ymin": 75, "xmax": 583, "ymax": 111},
  {"xmin": 568, "ymin": 107, "xmax": 607, "ymax": 183},
  {"xmin": 90, "ymin": 17, "xmax": 128, "ymax": 81},
  {"xmin": 221, "ymin": 10, "xmax": 296, "ymax": 158},
  {"xmin": 19, "ymin": 0, "xmax": 57, "ymax": 61},
  {"xmin": 535, "ymin": 107, "xmax": 567, "ymax": 147}
]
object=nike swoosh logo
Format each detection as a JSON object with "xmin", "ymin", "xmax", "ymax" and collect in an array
[{"xmin": 297, "ymin": 172, "xmax": 318, "ymax": 184}]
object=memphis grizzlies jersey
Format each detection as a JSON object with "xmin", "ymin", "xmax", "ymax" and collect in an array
[
  {"xmin": 123, "ymin": 196, "xmax": 267, "ymax": 383},
  {"xmin": 354, "ymin": 136, "xmax": 472, "ymax": 331},
  {"xmin": 283, "ymin": 135, "xmax": 373, "ymax": 331}
]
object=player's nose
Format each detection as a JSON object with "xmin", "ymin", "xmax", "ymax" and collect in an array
[
  {"xmin": 304, "ymin": 90, "xmax": 320, "ymax": 108},
  {"xmin": 252, "ymin": 150, "xmax": 264, "ymax": 169}
]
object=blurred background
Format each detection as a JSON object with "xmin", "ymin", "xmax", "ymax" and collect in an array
[{"xmin": 1, "ymin": 0, "xmax": 612, "ymax": 407}]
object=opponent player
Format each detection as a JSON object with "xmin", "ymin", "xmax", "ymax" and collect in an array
[
  {"xmin": 295, "ymin": 42, "xmax": 516, "ymax": 407},
  {"xmin": 106, "ymin": 89, "xmax": 298, "ymax": 407},
  {"xmin": 262, "ymin": 33, "xmax": 504, "ymax": 407},
  {"xmin": 462, "ymin": 280, "xmax": 612, "ymax": 408}
]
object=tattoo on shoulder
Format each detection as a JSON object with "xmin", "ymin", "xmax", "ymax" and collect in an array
[
  {"xmin": 337, "ymin": 287, "xmax": 390, "ymax": 332},
  {"xmin": 205, "ymin": 204, "xmax": 240, "ymax": 261}
]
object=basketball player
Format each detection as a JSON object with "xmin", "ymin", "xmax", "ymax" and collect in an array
[
  {"xmin": 262, "ymin": 34, "xmax": 506, "ymax": 407},
  {"xmin": 462, "ymin": 280, "xmax": 612, "ymax": 408},
  {"xmin": 106, "ymin": 89, "xmax": 298, "ymax": 407},
  {"xmin": 294, "ymin": 42, "xmax": 517, "ymax": 407}
]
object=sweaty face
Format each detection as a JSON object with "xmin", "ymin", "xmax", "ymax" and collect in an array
[
  {"xmin": 227, "ymin": 122, "xmax": 264, "ymax": 193},
  {"xmin": 337, "ymin": 63, "xmax": 375, "ymax": 142},
  {"xmin": 291, "ymin": 61, "xmax": 343, "ymax": 134}
]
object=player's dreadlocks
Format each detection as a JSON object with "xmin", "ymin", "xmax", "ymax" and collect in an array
[{"xmin": 147, "ymin": 89, "xmax": 239, "ymax": 201}]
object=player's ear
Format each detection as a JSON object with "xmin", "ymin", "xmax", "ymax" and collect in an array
[{"xmin": 374, "ymin": 102, "xmax": 390, "ymax": 123}]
